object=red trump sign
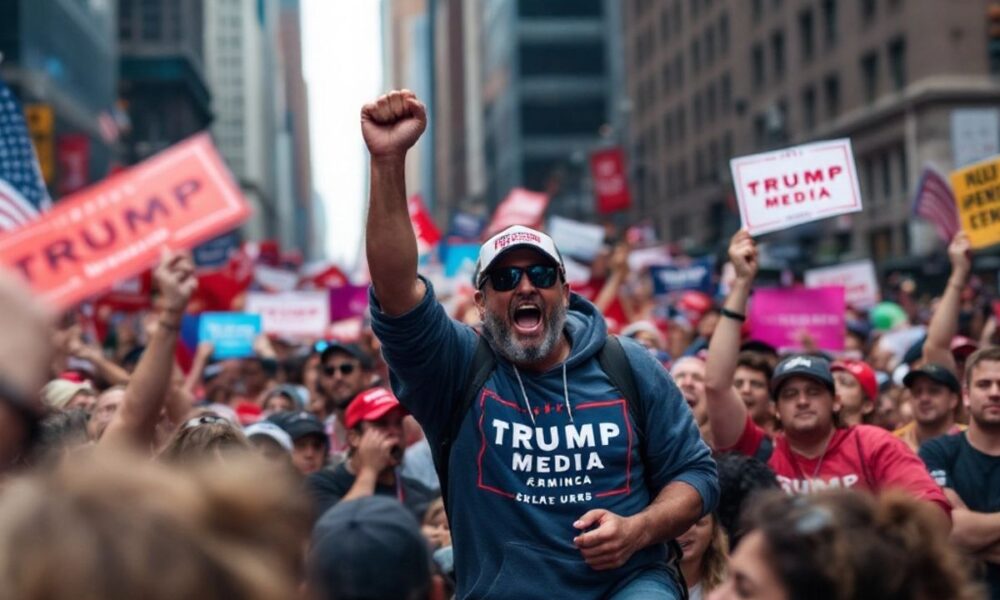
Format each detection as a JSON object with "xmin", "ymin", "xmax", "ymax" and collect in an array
[{"xmin": 591, "ymin": 147, "xmax": 631, "ymax": 214}]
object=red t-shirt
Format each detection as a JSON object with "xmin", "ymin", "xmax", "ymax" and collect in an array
[
  {"xmin": 574, "ymin": 278, "xmax": 628, "ymax": 333},
  {"xmin": 726, "ymin": 414, "xmax": 951, "ymax": 515}
]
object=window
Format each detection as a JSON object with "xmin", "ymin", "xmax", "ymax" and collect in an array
[
  {"xmin": 822, "ymin": 0, "xmax": 838, "ymax": 47},
  {"xmin": 675, "ymin": 54, "xmax": 685, "ymax": 87},
  {"xmin": 696, "ymin": 149, "xmax": 705, "ymax": 182},
  {"xmin": 799, "ymin": 9, "xmax": 815, "ymax": 63},
  {"xmin": 771, "ymin": 31, "xmax": 786, "ymax": 80},
  {"xmin": 719, "ymin": 14, "xmax": 730, "ymax": 55},
  {"xmin": 860, "ymin": 0, "xmax": 876, "ymax": 22},
  {"xmin": 860, "ymin": 51, "xmax": 878, "ymax": 103},
  {"xmin": 802, "ymin": 85, "xmax": 817, "ymax": 130},
  {"xmin": 723, "ymin": 131, "xmax": 734, "ymax": 161},
  {"xmin": 691, "ymin": 0, "xmax": 699, "ymax": 18},
  {"xmin": 754, "ymin": 114, "xmax": 767, "ymax": 148},
  {"xmin": 518, "ymin": 0, "xmax": 603, "ymax": 17},
  {"xmin": 520, "ymin": 41, "xmax": 605, "ymax": 77},
  {"xmin": 753, "ymin": 0, "xmax": 763, "ymax": 23},
  {"xmin": 706, "ymin": 83, "xmax": 717, "ymax": 123},
  {"xmin": 662, "ymin": 64, "xmax": 672, "ymax": 94},
  {"xmin": 661, "ymin": 8, "xmax": 671, "ymax": 42},
  {"xmin": 752, "ymin": 43, "xmax": 765, "ymax": 90},
  {"xmin": 824, "ymin": 73, "xmax": 841, "ymax": 118},
  {"xmin": 880, "ymin": 152, "xmax": 892, "ymax": 199},
  {"xmin": 705, "ymin": 28, "xmax": 715, "ymax": 66},
  {"xmin": 678, "ymin": 107, "xmax": 687, "ymax": 141},
  {"xmin": 888, "ymin": 37, "xmax": 906, "ymax": 91},
  {"xmin": 692, "ymin": 39, "xmax": 701, "ymax": 73},
  {"xmin": 898, "ymin": 144, "xmax": 909, "ymax": 193},
  {"xmin": 674, "ymin": 1, "xmax": 683, "ymax": 35},
  {"xmin": 863, "ymin": 157, "xmax": 875, "ymax": 200},
  {"xmin": 721, "ymin": 73, "xmax": 732, "ymax": 114},
  {"xmin": 709, "ymin": 140, "xmax": 720, "ymax": 176},
  {"xmin": 664, "ymin": 113, "xmax": 674, "ymax": 144},
  {"xmin": 520, "ymin": 98, "xmax": 607, "ymax": 135},
  {"xmin": 693, "ymin": 94, "xmax": 703, "ymax": 129}
]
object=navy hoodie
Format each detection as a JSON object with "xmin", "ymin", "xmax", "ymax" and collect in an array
[{"xmin": 371, "ymin": 278, "xmax": 718, "ymax": 599}]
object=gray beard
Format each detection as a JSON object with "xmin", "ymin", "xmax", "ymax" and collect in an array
[{"xmin": 482, "ymin": 301, "xmax": 567, "ymax": 365}]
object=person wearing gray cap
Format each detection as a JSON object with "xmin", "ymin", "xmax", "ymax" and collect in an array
[
  {"xmin": 705, "ymin": 231, "xmax": 950, "ymax": 525},
  {"xmin": 361, "ymin": 90, "xmax": 717, "ymax": 599}
]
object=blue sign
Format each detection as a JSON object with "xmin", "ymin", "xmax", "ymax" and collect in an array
[
  {"xmin": 193, "ymin": 231, "xmax": 240, "ymax": 269},
  {"xmin": 197, "ymin": 313, "xmax": 262, "ymax": 359},
  {"xmin": 443, "ymin": 243, "xmax": 481, "ymax": 278},
  {"xmin": 649, "ymin": 258, "xmax": 716, "ymax": 296},
  {"xmin": 447, "ymin": 211, "xmax": 485, "ymax": 240}
]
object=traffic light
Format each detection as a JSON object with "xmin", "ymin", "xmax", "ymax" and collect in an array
[{"xmin": 989, "ymin": 2, "xmax": 1000, "ymax": 73}]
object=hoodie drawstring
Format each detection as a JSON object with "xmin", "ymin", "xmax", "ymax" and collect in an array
[{"xmin": 512, "ymin": 363, "xmax": 574, "ymax": 426}]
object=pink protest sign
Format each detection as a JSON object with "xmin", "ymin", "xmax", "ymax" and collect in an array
[
  {"xmin": 749, "ymin": 287, "xmax": 846, "ymax": 352},
  {"xmin": 329, "ymin": 284, "xmax": 370, "ymax": 322}
]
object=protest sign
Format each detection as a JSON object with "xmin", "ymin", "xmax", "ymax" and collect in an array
[
  {"xmin": 649, "ymin": 257, "xmax": 715, "ymax": 296},
  {"xmin": 951, "ymin": 156, "xmax": 1000, "ymax": 249},
  {"xmin": 591, "ymin": 147, "xmax": 631, "ymax": 213},
  {"xmin": 484, "ymin": 188, "xmax": 549, "ymax": 237},
  {"xmin": 0, "ymin": 133, "xmax": 250, "ymax": 310},
  {"xmin": 804, "ymin": 260, "xmax": 880, "ymax": 309},
  {"xmin": 328, "ymin": 284, "xmax": 370, "ymax": 322},
  {"xmin": 244, "ymin": 291, "xmax": 329, "ymax": 338},
  {"xmin": 951, "ymin": 109, "xmax": 1000, "ymax": 168},
  {"xmin": 548, "ymin": 216, "xmax": 605, "ymax": 262},
  {"xmin": 254, "ymin": 264, "xmax": 299, "ymax": 292},
  {"xmin": 442, "ymin": 243, "xmax": 480, "ymax": 279},
  {"xmin": 627, "ymin": 245, "xmax": 673, "ymax": 272},
  {"xmin": 730, "ymin": 139, "xmax": 862, "ymax": 236},
  {"xmin": 193, "ymin": 231, "xmax": 240, "ymax": 269},
  {"xmin": 198, "ymin": 312, "xmax": 261, "ymax": 359},
  {"xmin": 749, "ymin": 287, "xmax": 846, "ymax": 351},
  {"xmin": 447, "ymin": 211, "xmax": 486, "ymax": 240},
  {"xmin": 407, "ymin": 194, "xmax": 441, "ymax": 254}
]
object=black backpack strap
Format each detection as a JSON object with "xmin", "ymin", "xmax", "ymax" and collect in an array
[
  {"xmin": 434, "ymin": 335, "xmax": 495, "ymax": 512},
  {"xmin": 597, "ymin": 335, "xmax": 646, "ymax": 447}
]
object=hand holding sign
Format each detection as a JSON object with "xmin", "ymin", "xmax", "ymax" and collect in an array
[
  {"xmin": 728, "ymin": 230, "xmax": 759, "ymax": 283},
  {"xmin": 361, "ymin": 90, "xmax": 427, "ymax": 160},
  {"xmin": 947, "ymin": 230, "xmax": 972, "ymax": 278}
]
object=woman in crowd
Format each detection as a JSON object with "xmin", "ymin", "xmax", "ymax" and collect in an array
[
  {"xmin": 708, "ymin": 490, "xmax": 983, "ymax": 600},
  {"xmin": 677, "ymin": 513, "xmax": 728, "ymax": 600}
]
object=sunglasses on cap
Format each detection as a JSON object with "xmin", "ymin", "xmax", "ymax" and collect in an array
[
  {"xmin": 321, "ymin": 363, "xmax": 357, "ymax": 377},
  {"xmin": 481, "ymin": 264, "xmax": 561, "ymax": 292}
]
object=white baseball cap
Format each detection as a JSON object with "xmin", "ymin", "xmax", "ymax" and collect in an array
[
  {"xmin": 244, "ymin": 421, "xmax": 293, "ymax": 452},
  {"xmin": 475, "ymin": 225, "xmax": 564, "ymax": 288}
]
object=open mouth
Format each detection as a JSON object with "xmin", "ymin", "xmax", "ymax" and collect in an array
[{"xmin": 512, "ymin": 304, "xmax": 543, "ymax": 335}]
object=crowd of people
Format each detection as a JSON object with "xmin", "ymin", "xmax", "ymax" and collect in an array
[{"xmin": 0, "ymin": 88, "xmax": 995, "ymax": 600}]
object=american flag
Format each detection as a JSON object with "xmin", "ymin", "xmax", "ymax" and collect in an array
[
  {"xmin": 0, "ymin": 77, "xmax": 51, "ymax": 232},
  {"xmin": 912, "ymin": 164, "xmax": 960, "ymax": 243}
]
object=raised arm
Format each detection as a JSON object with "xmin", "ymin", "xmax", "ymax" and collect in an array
[
  {"xmin": 923, "ymin": 232, "xmax": 970, "ymax": 373},
  {"xmin": 703, "ymin": 230, "xmax": 757, "ymax": 449},
  {"xmin": 593, "ymin": 243, "xmax": 630, "ymax": 315},
  {"xmin": 102, "ymin": 252, "xmax": 196, "ymax": 450},
  {"xmin": 362, "ymin": 90, "xmax": 428, "ymax": 316}
]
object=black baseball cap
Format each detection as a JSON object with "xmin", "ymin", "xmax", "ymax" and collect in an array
[
  {"xmin": 318, "ymin": 341, "xmax": 373, "ymax": 370},
  {"xmin": 770, "ymin": 355, "xmax": 836, "ymax": 399},
  {"xmin": 309, "ymin": 496, "xmax": 432, "ymax": 600},
  {"xmin": 902, "ymin": 364, "xmax": 961, "ymax": 394},
  {"xmin": 267, "ymin": 411, "xmax": 328, "ymax": 445}
]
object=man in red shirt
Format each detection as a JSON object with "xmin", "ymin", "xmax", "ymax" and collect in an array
[{"xmin": 704, "ymin": 231, "xmax": 951, "ymax": 525}]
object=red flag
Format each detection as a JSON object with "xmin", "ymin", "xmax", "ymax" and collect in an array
[
  {"xmin": 484, "ymin": 188, "xmax": 549, "ymax": 238},
  {"xmin": 407, "ymin": 194, "xmax": 441, "ymax": 254},
  {"xmin": 56, "ymin": 134, "xmax": 90, "ymax": 196},
  {"xmin": 912, "ymin": 165, "xmax": 960, "ymax": 243},
  {"xmin": 591, "ymin": 147, "xmax": 631, "ymax": 214}
]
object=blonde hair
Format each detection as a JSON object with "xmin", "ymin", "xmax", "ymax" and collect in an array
[
  {"xmin": 158, "ymin": 410, "xmax": 250, "ymax": 463},
  {"xmin": 0, "ymin": 450, "xmax": 310, "ymax": 600},
  {"xmin": 700, "ymin": 514, "xmax": 729, "ymax": 592}
]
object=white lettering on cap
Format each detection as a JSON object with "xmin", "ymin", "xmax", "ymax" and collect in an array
[{"xmin": 782, "ymin": 356, "xmax": 813, "ymax": 371}]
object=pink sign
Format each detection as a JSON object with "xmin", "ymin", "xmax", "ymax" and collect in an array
[
  {"xmin": 749, "ymin": 287, "xmax": 846, "ymax": 352},
  {"xmin": 329, "ymin": 284, "xmax": 370, "ymax": 322},
  {"xmin": 484, "ymin": 188, "xmax": 549, "ymax": 238}
]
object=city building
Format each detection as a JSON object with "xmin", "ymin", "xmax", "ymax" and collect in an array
[
  {"xmin": 623, "ymin": 0, "xmax": 1000, "ymax": 268},
  {"xmin": 0, "ymin": 0, "xmax": 120, "ymax": 195},
  {"xmin": 118, "ymin": 0, "xmax": 211, "ymax": 163}
]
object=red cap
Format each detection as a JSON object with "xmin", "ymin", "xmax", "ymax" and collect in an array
[
  {"xmin": 831, "ymin": 359, "xmax": 878, "ymax": 401},
  {"xmin": 345, "ymin": 387, "xmax": 408, "ymax": 429},
  {"xmin": 234, "ymin": 400, "xmax": 262, "ymax": 426},
  {"xmin": 950, "ymin": 336, "xmax": 979, "ymax": 359}
]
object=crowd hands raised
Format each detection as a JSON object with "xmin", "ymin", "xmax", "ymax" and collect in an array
[{"xmin": 0, "ymin": 89, "xmax": 994, "ymax": 600}]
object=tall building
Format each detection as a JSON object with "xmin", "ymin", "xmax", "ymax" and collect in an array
[
  {"xmin": 0, "ymin": 0, "xmax": 119, "ymax": 193},
  {"xmin": 623, "ymin": 0, "xmax": 1000, "ymax": 265},
  {"xmin": 118, "ymin": 0, "xmax": 211, "ymax": 162},
  {"xmin": 478, "ymin": 0, "xmax": 623, "ymax": 221},
  {"xmin": 205, "ymin": 0, "xmax": 302, "ymax": 254}
]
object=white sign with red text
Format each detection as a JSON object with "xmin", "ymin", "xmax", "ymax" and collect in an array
[
  {"xmin": 730, "ymin": 139, "xmax": 863, "ymax": 236},
  {"xmin": 805, "ymin": 260, "xmax": 880, "ymax": 309},
  {"xmin": 244, "ymin": 291, "xmax": 330, "ymax": 338}
]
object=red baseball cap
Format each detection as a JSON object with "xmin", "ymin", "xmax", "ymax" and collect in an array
[
  {"xmin": 950, "ymin": 336, "xmax": 979, "ymax": 360},
  {"xmin": 831, "ymin": 359, "xmax": 878, "ymax": 401},
  {"xmin": 345, "ymin": 387, "xmax": 409, "ymax": 429}
]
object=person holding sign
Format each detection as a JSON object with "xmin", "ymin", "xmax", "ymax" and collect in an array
[
  {"xmin": 704, "ymin": 231, "xmax": 950, "ymax": 525},
  {"xmin": 361, "ymin": 89, "xmax": 717, "ymax": 599}
]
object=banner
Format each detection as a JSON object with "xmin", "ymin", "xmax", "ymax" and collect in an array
[
  {"xmin": 245, "ymin": 291, "xmax": 329, "ymax": 338},
  {"xmin": 730, "ymin": 139, "xmax": 863, "ymax": 236},
  {"xmin": 0, "ymin": 133, "xmax": 251, "ymax": 310},
  {"xmin": 254, "ymin": 264, "xmax": 299, "ymax": 292},
  {"xmin": 951, "ymin": 109, "xmax": 1000, "ymax": 168},
  {"xmin": 951, "ymin": 156, "xmax": 1000, "ymax": 249},
  {"xmin": 447, "ymin": 211, "xmax": 486, "ymax": 240},
  {"xmin": 548, "ymin": 216, "xmax": 605, "ymax": 262},
  {"xmin": 442, "ymin": 243, "xmax": 480, "ymax": 279},
  {"xmin": 56, "ymin": 134, "xmax": 90, "ymax": 195},
  {"xmin": 591, "ymin": 147, "xmax": 631, "ymax": 214},
  {"xmin": 649, "ymin": 257, "xmax": 715, "ymax": 296},
  {"xmin": 407, "ymin": 194, "xmax": 441, "ymax": 254},
  {"xmin": 193, "ymin": 231, "xmax": 240, "ymax": 269},
  {"xmin": 198, "ymin": 312, "xmax": 261, "ymax": 359},
  {"xmin": 804, "ymin": 260, "xmax": 880, "ymax": 309},
  {"xmin": 298, "ymin": 262, "xmax": 349, "ymax": 290},
  {"xmin": 627, "ymin": 245, "xmax": 673, "ymax": 272},
  {"xmin": 749, "ymin": 287, "xmax": 846, "ymax": 352},
  {"xmin": 484, "ymin": 188, "xmax": 549, "ymax": 237},
  {"xmin": 328, "ymin": 284, "xmax": 370, "ymax": 322}
]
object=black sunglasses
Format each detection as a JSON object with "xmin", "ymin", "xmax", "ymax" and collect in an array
[
  {"xmin": 321, "ymin": 363, "xmax": 357, "ymax": 377},
  {"xmin": 481, "ymin": 265, "xmax": 560, "ymax": 292}
]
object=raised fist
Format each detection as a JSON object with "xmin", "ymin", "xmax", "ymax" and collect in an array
[
  {"xmin": 361, "ymin": 90, "xmax": 427, "ymax": 159},
  {"xmin": 727, "ymin": 229, "xmax": 759, "ymax": 282}
]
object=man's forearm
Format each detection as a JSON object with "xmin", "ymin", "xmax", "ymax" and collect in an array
[
  {"xmin": 367, "ymin": 157, "xmax": 424, "ymax": 316},
  {"xmin": 632, "ymin": 481, "xmax": 704, "ymax": 548},
  {"xmin": 951, "ymin": 508, "xmax": 1000, "ymax": 552},
  {"xmin": 342, "ymin": 468, "xmax": 379, "ymax": 502}
]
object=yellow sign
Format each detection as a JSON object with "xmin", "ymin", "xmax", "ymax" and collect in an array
[
  {"xmin": 24, "ymin": 104, "xmax": 54, "ymax": 185},
  {"xmin": 951, "ymin": 156, "xmax": 1000, "ymax": 249}
]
